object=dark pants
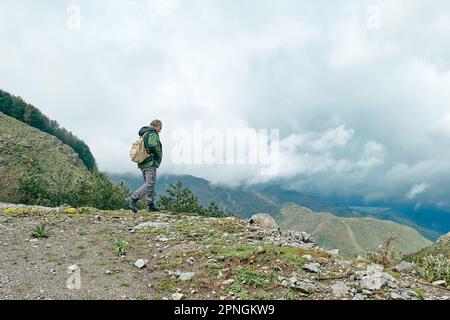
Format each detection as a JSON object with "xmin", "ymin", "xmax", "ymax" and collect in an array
[{"xmin": 131, "ymin": 167, "xmax": 157, "ymax": 204}]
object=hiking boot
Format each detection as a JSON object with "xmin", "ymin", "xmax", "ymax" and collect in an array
[
  {"xmin": 126, "ymin": 197, "xmax": 138, "ymax": 213},
  {"xmin": 147, "ymin": 203, "xmax": 160, "ymax": 212}
]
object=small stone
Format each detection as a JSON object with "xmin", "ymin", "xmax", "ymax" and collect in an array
[
  {"xmin": 353, "ymin": 293, "xmax": 365, "ymax": 300},
  {"xmin": 171, "ymin": 293, "xmax": 184, "ymax": 300},
  {"xmin": 187, "ymin": 257, "xmax": 196, "ymax": 265},
  {"xmin": 256, "ymin": 246, "xmax": 266, "ymax": 254},
  {"xmin": 281, "ymin": 280, "xmax": 289, "ymax": 287},
  {"xmin": 222, "ymin": 279, "xmax": 235, "ymax": 286},
  {"xmin": 390, "ymin": 292, "xmax": 404, "ymax": 300},
  {"xmin": 134, "ymin": 259, "xmax": 148, "ymax": 269},
  {"xmin": 331, "ymin": 282, "xmax": 350, "ymax": 297},
  {"xmin": 327, "ymin": 249, "xmax": 340, "ymax": 255},
  {"xmin": 105, "ymin": 270, "xmax": 113, "ymax": 275},
  {"xmin": 303, "ymin": 263, "xmax": 321, "ymax": 273},
  {"xmin": 291, "ymin": 280, "xmax": 317, "ymax": 294},
  {"xmin": 394, "ymin": 261, "xmax": 413, "ymax": 273},
  {"xmin": 302, "ymin": 254, "xmax": 313, "ymax": 261},
  {"xmin": 179, "ymin": 272, "xmax": 196, "ymax": 281},
  {"xmin": 68, "ymin": 264, "xmax": 79, "ymax": 273},
  {"xmin": 432, "ymin": 280, "xmax": 447, "ymax": 287},
  {"xmin": 50, "ymin": 269, "xmax": 57, "ymax": 274}
]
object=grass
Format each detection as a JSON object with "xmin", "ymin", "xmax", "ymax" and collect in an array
[
  {"xmin": 112, "ymin": 239, "xmax": 126, "ymax": 256},
  {"xmin": 412, "ymin": 288, "xmax": 426, "ymax": 300},
  {"xmin": 31, "ymin": 223, "xmax": 49, "ymax": 238},
  {"xmin": 234, "ymin": 266, "xmax": 270, "ymax": 289}
]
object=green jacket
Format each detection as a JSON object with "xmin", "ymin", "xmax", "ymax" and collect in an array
[{"xmin": 138, "ymin": 127, "xmax": 163, "ymax": 170}]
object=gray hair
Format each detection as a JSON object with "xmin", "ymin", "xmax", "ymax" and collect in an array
[{"xmin": 150, "ymin": 119, "xmax": 162, "ymax": 128}]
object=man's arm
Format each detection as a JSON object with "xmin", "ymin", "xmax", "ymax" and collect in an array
[{"xmin": 146, "ymin": 132, "xmax": 162, "ymax": 158}]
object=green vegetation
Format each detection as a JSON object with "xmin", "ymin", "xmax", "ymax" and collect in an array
[
  {"xmin": 0, "ymin": 112, "xmax": 130, "ymax": 209},
  {"xmin": 112, "ymin": 239, "xmax": 127, "ymax": 256},
  {"xmin": 31, "ymin": 223, "xmax": 49, "ymax": 239},
  {"xmin": 158, "ymin": 180, "xmax": 231, "ymax": 217},
  {"xmin": 0, "ymin": 89, "xmax": 96, "ymax": 171},
  {"xmin": 234, "ymin": 266, "xmax": 270, "ymax": 289},
  {"xmin": 414, "ymin": 254, "xmax": 450, "ymax": 284}
]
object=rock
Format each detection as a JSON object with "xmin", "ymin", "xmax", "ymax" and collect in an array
[
  {"xmin": 281, "ymin": 280, "xmax": 289, "ymax": 287},
  {"xmin": 157, "ymin": 236, "xmax": 169, "ymax": 242},
  {"xmin": 353, "ymin": 293, "xmax": 365, "ymax": 300},
  {"xmin": 129, "ymin": 221, "xmax": 169, "ymax": 232},
  {"xmin": 186, "ymin": 257, "xmax": 196, "ymax": 265},
  {"xmin": 171, "ymin": 293, "xmax": 184, "ymax": 300},
  {"xmin": 256, "ymin": 246, "xmax": 266, "ymax": 254},
  {"xmin": 327, "ymin": 249, "xmax": 340, "ymax": 255},
  {"xmin": 68, "ymin": 264, "xmax": 79, "ymax": 273},
  {"xmin": 179, "ymin": 272, "xmax": 196, "ymax": 281},
  {"xmin": 390, "ymin": 292, "xmax": 404, "ymax": 300},
  {"xmin": 291, "ymin": 280, "xmax": 317, "ymax": 294},
  {"xmin": 432, "ymin": 280, "xmax": 447, "ymax": 287},
  {"xmin": 105, "ymin": 270, "xmax": 113, "ymax": 275},
  {"xmin": 50, "ymin": 269, "xmax": 57, "ymax": 274},
  {"xmin": 360, "ymin": 276, "xmax": 387, "ymax": 291},
  {"xmin": 331, "ymin": 282, "xmax": 350, "ymax": 297},
  {"xmin": 222, "ymin": 279, "xmax": 235, "ymax": 286},
  {"xmin": 302, "ymin": 254, "xmax": 313, "ymax": 261},
  {"xmin": 134, "ymin": 259, "xmax": 148, "ymax": 269},
  {"xmin": 248, "ymin": 213, "xmax": 279, "ymax": 231},
  {"xmin": 303, "ymin": 263, "xmax": 321, "ymax": 273},
  {"xmin": 394, "ymin": 261, "xmax": 413, "ymax": 273},
  {"xmin": 356, "ymin": 255, "xmax": 366, "ymax": 261}
]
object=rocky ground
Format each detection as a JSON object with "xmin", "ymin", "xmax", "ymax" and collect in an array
[{"xmin": 0, "ymin": 203, "xmax": 449, "ymax": 300}]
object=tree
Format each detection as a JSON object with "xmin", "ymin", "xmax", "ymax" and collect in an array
[{"xmin": 158, "ymin": 180, "xmax": 203, "ymax": 214}]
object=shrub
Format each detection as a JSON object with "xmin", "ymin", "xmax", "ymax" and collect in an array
[{"xmin": 415, "ymin": 254, "xmax": 450, "ymax": 284}]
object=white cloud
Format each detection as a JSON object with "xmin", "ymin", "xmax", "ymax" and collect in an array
[
  {"xmin": 1, "ymin": 0, "xmax": 450, "ymax": 208},
  {"xmin": 407, "ymin": 183, "xmax": 430, "ymax": 200}
]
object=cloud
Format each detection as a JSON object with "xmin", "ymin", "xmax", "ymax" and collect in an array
[
  {"xmin": 406, "ymin": 183, "xmax": 430, "ymax": 200},
  {"xmin": 1, "ymin": 0, "xmax": 450, "ymax": 209}
]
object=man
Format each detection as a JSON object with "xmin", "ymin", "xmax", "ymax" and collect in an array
[{"xmin": 127, "ymin": 119, "xmax": 163, "ymax": 212}]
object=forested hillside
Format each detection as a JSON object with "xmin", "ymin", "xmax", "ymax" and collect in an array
[{"xmin": 0, "ymin": 89, "xmax": 96, "ymax": 171}]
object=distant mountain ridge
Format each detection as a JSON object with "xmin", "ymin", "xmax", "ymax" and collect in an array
[
  {"xmin": 108, "ymin": 173, "xmax": 446, "ymax": 241},
  {"xmin": 278, "ymin": 204, "xmax": 433, "ymax": 258}
]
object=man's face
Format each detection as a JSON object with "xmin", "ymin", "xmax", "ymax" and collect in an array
[{"xmin": 156, "ymin": 124, "xmax": 162, "ymax": 133}]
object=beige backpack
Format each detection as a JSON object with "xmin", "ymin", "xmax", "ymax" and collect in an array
[{"xmin": 130, "ymin": 133, "xmax": 151, "ymax": 164}]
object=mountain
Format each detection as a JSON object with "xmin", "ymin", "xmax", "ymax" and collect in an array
[
  {"xmin": 277, "ymin": 204, "xmax": 433, "ymax": 259},
  {"xmin": 0, "ymin": 202, "xmax": 448, "ymax": 300},
  {"xmin": 108, "ymin": 173, "xmax": 445, "ymax": 241},
  {"xmin": 0, "ymin": 112, "xmax": 128, "ymax": 209},
  {"xmin": 0, "ymin": 89, "xmax": 96, "ymax": 171},
  {"xmin": 349, "ymin": 206, "xmax": 443, "ymax": 242},
  {"xmin": 0, "ymin": 112, "xmax": 90, "ymax": 204}
]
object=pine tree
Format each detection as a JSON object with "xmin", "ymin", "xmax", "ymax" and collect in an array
[{"xmin": 158, "ymin": 180, "xmax": 203, "ymax": 214}]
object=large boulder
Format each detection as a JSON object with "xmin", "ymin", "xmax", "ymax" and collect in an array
[{"xmin": 248, "ymin": 213, "xmax": 279, "ymax": 231}]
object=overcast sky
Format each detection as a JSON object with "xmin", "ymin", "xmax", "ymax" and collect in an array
[{"xmin": 1, "ymin": 0, "xmax": 450, "ymax": 208}]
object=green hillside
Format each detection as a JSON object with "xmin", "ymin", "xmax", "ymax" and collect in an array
[
  {"xmin": 0, "ymin": 89, "xmax": 96, "ymax": 171},
  {"xmin": 0, "ymin": 112, "xmax": 128, "ymax": 209},
  {"xmin": 278, "ymin": 204, "xmax": 433, "ymax": 259}
]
